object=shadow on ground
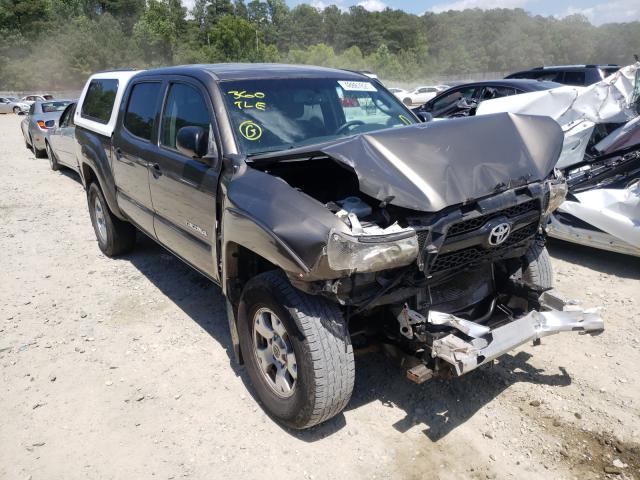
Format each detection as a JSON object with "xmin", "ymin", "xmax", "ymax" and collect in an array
[
  {"xmin": 548, "ymin": 238, "xmax": 640, "ymax": 280},
  {"xmin": 120, "ymin": 235, "xmax": 573, "ymax": 443}
]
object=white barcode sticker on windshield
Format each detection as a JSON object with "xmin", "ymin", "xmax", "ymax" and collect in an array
[{"xmin": 338, "ymin": 80, "xmax": 377, "ymax": 92}]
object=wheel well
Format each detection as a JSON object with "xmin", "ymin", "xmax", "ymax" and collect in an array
[
  {"xmin": 225, "ymin": 242, "xmax": 278, "ymax": 307},
  {"xmin": 81, "ymin": 163, "xmax": 97, "ymax": 190}
]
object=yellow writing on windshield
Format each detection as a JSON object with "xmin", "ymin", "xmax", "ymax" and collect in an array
[
  {"xmin": 239, "ymin": 120, "xmax": 263, "ymax": 141},
  {"xmin": 399, "ymin": 115, "xmax": 411, "ymax": 125},
  {"xmin": 228, "ymin": 90, "xmax": 266, "ymax": 111}
]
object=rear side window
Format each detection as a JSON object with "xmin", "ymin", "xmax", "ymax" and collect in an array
[
  {"xmin": 535, "ymin": 71, "xmax": 564, "ymax": 82},
  {"xmin": 563, "ymin": 71, "xmax": 586, "ymax": 85},
  {"xmin": 161, "ymin": 83, "xmax": 210, "ymax": 150},
  {"xmin": 82, "ymin": 79, "xmax": 118, "ymax": 124},
  {"xmin": 124, "ymin": 82, "xmax": 162, "ymax": 141}
]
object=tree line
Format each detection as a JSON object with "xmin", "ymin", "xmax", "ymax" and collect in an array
[{"xmin": 1, "ymin": 0, "xmax": 639, "ymax": 90}]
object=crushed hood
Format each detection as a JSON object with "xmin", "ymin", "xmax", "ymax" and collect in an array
[{"xmin": 318, "ymin": 112, "xmax": 563, "ymax": 211}]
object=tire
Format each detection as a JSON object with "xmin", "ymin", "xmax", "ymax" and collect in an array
[
  {"xmin": 30, "ymin": 135, "xmax": 45, "ymax": 158},
  {"xmin": 403, "ymin": 97, "xmax": 412, "ymax": 106},
  {"xmin": 238, "ymin": 270, "xmax": 354, "ymax": 429},
  {"xmin": 87, "ymin": 182, "xmax": 136, "ymax": 257},
  {"xmin": 522, "ymin": 242, "xmax": 553, "ymax": 290},
  {"xmin": 13, "ymin": 107, "xmax": 20, "ymax": 114},
  {"xmin": 46, "ymin": 142, "xmax": 60, "ymax": 171}
]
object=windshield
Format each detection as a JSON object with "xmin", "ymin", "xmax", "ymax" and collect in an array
[
  {"xmin": 221, "ymin": 78, "xmax": 417, "ymax": 155},
  {"xmin": 42, "ymin": 101, "xmax": 71, "ymax": 113},
  {"xmin": 7, "ymin": 97, "xmax": 18, "ymax": 102}
]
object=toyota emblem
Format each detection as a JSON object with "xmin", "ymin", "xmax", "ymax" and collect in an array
[{"xmin": 488, "ymin": 223, "xmax": 511, "ymax": 246}]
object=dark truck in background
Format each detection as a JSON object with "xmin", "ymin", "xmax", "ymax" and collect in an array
[{"xmin": 73, "ymin": 64, "xmax": 604, "ymax": 429}]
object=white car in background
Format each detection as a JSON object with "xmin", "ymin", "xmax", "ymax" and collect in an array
[
  {"xmin": 400, "ymin": 86, "xmax": 440, "ymax": 106},
  {"xmin": 21, "ymin": 94, "xmax": 55, "ymax": 106},
  {"xmin": 388, "ymin": 87, "xmax": 408, "ymax": 99},
  {"xmin": 0, "ymin": 96, "xmax": 30, "ymax": 114}
]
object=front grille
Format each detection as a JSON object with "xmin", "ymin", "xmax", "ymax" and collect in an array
[
  {"xmin": 447, "ymin": 199, "xmax": 539, "ymax": 237},
  {"xmin": 429, "ymin": 223, "xmax": 538, "ymax": 273}
]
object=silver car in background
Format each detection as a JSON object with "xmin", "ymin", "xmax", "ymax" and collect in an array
[
  {"xmin": 0, "ymin": 96, "xmax": 30, "ymax": 114},
  {"xmin": 20, "ymin": 100, "xmax": 73, "ymax": 157},
  {"xmin": 45, "ymin": 102, "xmax": 79, "ymax": 173}
]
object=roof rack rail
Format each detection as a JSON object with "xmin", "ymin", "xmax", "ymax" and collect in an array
[{"xmin": 95, "ymin": 67, "xmax": 138, "ymax": 74}]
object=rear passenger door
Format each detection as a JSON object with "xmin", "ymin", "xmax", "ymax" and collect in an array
[
  {"xmin": 149, "ymin": 78, "xmax": 220, "ymax": 281},
  {"xmin": 112, "ymin": 80, "xmax": 164, "ymax": 237}
]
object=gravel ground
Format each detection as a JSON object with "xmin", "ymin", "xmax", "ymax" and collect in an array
[{"xmin": 0, "ymin": 113, "xmax": 639, "ymax": 480}]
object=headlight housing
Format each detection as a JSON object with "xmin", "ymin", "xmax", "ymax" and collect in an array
[
  {"xmin": 327, "ymin": 229, "xmax": 419, "ymax": 273},
  {"xmin": 545, "ymin": 173, "xmax": 568, "ymax": 215}
]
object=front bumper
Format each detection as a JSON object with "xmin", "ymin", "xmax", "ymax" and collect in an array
[{"xmin": 430, "ymin": 290, "xmax": 604, "ymax": 376}]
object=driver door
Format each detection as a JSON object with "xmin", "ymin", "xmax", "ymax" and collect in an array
[{"xmin": 149, "ymin": 78, "xmax": 221, "ymax": 281}]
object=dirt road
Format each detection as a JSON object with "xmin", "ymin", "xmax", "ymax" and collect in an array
[{"xmin": 1, "ymin": 114, "xmax": 638, "ymax": 479}]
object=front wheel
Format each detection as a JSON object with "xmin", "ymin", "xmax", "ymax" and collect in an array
[
  {"xmin": 522, "ymin": 242, "xmax": 553, "ymax": 290},
  {"xmin": 13, "ymin": 107, "xmax": 20, "ymax": 114},
  {"xmin": 87, "ymin": 183, "xmax": 136, "ymax": 257},
  {"xmin": 238, "ymin": 271, "xmax": 355, "ymax": 429}
]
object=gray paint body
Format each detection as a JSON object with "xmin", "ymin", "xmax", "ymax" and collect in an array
[{"xmin": 74, "ymin": 64, "xmax": 562, "ymax": 296}]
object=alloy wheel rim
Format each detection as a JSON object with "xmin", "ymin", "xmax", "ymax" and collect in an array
[
  {"xmin": 94, "ymin": 195, "xmax": 108, "ymax": 244},
  {"xmin": 252, "ymin": 307, "xmax": 297, "ymax": 398}
]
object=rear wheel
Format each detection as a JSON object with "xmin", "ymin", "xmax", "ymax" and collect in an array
[
  {"xmin": 403, "ymin": 97, "xmax": 412, "ymax": 106},
  {"xmin": 30, "ymin": 135, "xmax": 45, "ymax": 158},
  {"xmin": 238, "ymin": 270, "xmax": 354, "ymax": 429},
  {"xmin": 87, "ymin": 182, "xmax": 136, "ymax": 257},
  {"xmin": 46, "ymin": 142, "xmax": 60, "ymax": 171}
]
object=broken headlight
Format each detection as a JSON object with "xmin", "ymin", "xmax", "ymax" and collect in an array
[
  {"xmin": 545, "ymin": 172, "xmax": 568, "ymax": 215},
  {"xmin": 326, "ymin": 230, "xmax": 419, "ymax": 273}
]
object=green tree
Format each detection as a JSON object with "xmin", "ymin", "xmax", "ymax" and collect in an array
[{"xmin": 133, "ymin": 0, "xmax": 186, "ymax": 63}]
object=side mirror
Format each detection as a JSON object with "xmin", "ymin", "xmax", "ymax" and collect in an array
[
  {"xmin": 45, "ymin": 120, "xmax": 55, "ymax": 128},
  {"xmin": 176, "ymin": 126, "xmax": 208, "ymax": 159}
]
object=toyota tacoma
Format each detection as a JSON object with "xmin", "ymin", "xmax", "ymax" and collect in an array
[{"xmin": 72, "ymin": 64, "xmax": 604, "ymax": 429}]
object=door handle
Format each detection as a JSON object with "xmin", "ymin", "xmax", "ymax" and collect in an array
[{"xmin": 151, "ymin": 163, "xmax": 162, "ymax": 177}]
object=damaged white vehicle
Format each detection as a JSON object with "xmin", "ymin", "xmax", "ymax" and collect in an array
[{"xmin": 477, "ymin": 63, "xmax": 640, "ymax": 256}]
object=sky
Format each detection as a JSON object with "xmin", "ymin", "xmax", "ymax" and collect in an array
[{"xmin": 284, "ymin": 0, "xmax": 640, "ymax": 26}]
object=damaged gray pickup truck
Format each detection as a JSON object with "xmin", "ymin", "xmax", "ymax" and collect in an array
[{"xmin": 74, "ymin": 64, "xmax": 604, "ymax": 429}]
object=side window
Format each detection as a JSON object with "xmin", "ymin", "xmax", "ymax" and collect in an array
[
  {"xmin": 563, "ymin": 71, "xmax": 586, "ymax": 85},
  {"xmin": 59, "ymin": 105, "xmax": 71, "ymax": 127},
  {"xmin": 81, "ymin": 79, "xmax": 118, "ymax": 124},
  {"xmin": 124, "ymin": 82, "xmax": 162, "ymax": 141},
  {"xmin": 432, "ymin": 87, "xmax": 477, "ymax": 111},
  {"xmin": 59, "ymin": 104, "xmax": 76, "ymax": 128},
  {"xmin": 161, "ymin": 83, "xmax": 211, "ymax": 150},
  {"xmin": 28, "ymin": 104, "xmax": 35, "ymax": 115},
  {"xmin": 536, "ymin": 71, "xmax": 563, "ymax": 82},
  {"xmin": 481, "ymin": 86, "xmax": 516, "ymax": 100}
]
